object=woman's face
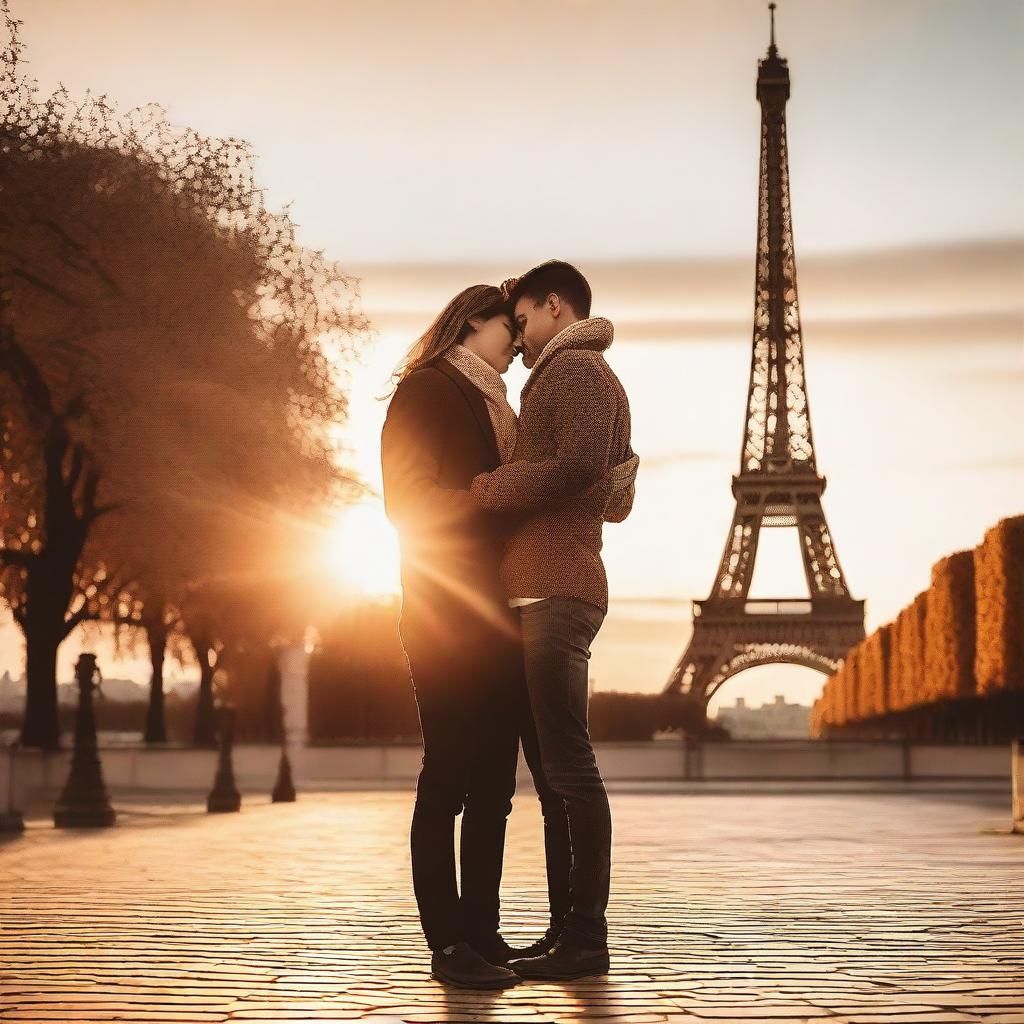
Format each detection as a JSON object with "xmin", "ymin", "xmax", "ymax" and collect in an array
[{"xmin": 462, "ymin": 313, "xmax": 519, "ymax": 374}]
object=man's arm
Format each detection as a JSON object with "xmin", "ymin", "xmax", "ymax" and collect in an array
[
  {"xmin": 471, "ymin": 354, "xmax": 616, "ymax": 514},
  {"xmin": 381, "ymin": 371, "xmax": 481, "ymax": 533},
  {"xmin": 603, "ymin": 452, "xmax": 639, "ymax": 523}
]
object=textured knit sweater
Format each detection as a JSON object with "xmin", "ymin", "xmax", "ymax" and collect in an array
[{"xmin": 469, "ymin": 316, "xmax": 636, "ymax": 612}]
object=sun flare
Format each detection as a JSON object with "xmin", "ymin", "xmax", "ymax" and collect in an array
[{"xmin": 327, "ymin": 500, "xmax": 401, "ymax": 597}]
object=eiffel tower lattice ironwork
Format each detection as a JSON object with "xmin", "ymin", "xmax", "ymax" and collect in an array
[{"xmin": 664, "ymin": 5, "xmax": 865, "ymax": 705}]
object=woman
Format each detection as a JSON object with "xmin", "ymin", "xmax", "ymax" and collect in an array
[{"xmin": 380, "ymin": 285, "xmax": 565, "ymax": 989}]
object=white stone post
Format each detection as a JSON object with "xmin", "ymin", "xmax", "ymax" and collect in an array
[{"xmin": 277, "ymin": 642, "xmax": 310, "ymax": 750}]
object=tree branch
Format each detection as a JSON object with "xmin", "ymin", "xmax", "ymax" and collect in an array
[
  {"xmin": 0, "ymin": 547, "xmax": 36, "ymax": 569},
  {"xmin": 61, "ymin": 602, "xmax": 92, "ymax": 640},
  {"xmin": 66, "ymin": 441, "xmax": 86, "ymax": 491},
  {"xmin": 0, "ymin": 329, "xmax": 57, "ymax": 420},
  {"xmin": 62, "ymin": 572, "xmax": 143, "ymax": 639},
  {"xmin": 32, "ymin": 215, "xmax": 125, "ymax": 298},
  {"xmin": 78, "ymin": 463, "xmax": 101, "ymax": 522},
  {"xmin": 10, "ymin": 267, "xmax": 83, "ymax": 309},
  {"xmin": 87, "ymin": 501, "xmax": 121, "ymax": 522}
]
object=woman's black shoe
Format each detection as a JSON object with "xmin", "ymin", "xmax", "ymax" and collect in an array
[
  {"xmin": 467, "ymin": 931, "xmax": 517, "ymax": 966},
  {"xmin": 509, "ymin": 922, "xmax": 561, "ymax": 960},
  {"xmin": 509, "ymin": 937, "xmax": 610, "ymax": 980},
  {"xmin": 430, "ymin": 941, "xmax": 521, "ymax": 989}
]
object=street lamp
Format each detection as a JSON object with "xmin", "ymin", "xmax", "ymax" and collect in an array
[{"xmin": 53, "ymin": 653, "xmax": 116, "ymax": 828}]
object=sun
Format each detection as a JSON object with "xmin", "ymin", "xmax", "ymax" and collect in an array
[{"xmin": 326, "ymin": 500, "xmax": 402, "ymax": 596}]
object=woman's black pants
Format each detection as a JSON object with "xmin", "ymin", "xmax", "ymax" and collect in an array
[{"xmin": 401, "ymin": 620, "xmax": 521, "ymax": 951}]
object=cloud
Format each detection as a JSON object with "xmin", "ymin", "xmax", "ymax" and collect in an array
[
  {"xmin": 949, "ymin": 454, "xmax": 1024, "ymax": 472},
  {"xmin": 366, "ymin": 308, "xmax": 1021, "ymax": 348},
  {"xmin": 953, "ymin": 366, "xmax": 1024, "ymax": 385},
  {"xmin": 352, "ymin": 239, "xmax": 1024, "ymax": 349},
  {"xmin": 614, "ymin": 310, "xmax": 1021, "ymax": 346},
  {"xmin": 639, "ymin": 450, "xmax": 735, "ymax": 468}
]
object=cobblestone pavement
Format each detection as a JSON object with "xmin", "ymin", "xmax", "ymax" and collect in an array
[{"xmin": 2, "ymin": 789, "xmax": 1022, "ymax": 1023}]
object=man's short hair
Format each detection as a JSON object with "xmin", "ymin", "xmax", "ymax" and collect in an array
[{"xmin": 508, "ymin": 260, "xmax": 592, "ymax": 319}]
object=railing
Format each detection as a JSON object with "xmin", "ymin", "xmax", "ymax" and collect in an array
[
  {"xmin": 695, "ymin": 600, "xmax": 814, "ymax": 617},
  {"xmin": 743, "ymin": 600, "xmax": 813, "ymax": 615}
]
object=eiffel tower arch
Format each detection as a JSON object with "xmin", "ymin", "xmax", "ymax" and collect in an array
[{"xmin": 664, "ymin": 5, "xmax": 865, "ymax": 707}]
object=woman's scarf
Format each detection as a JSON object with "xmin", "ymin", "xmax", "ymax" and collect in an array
[{"xmin": 442, "ymin": 344, "xmax": 518, "ymax": 463}]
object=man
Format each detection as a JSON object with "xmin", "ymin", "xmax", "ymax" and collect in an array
[{"xmin": 471, "ymin": 260, "xmax": 638, "ymax": 980}]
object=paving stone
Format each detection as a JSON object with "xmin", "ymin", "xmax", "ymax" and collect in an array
[{"xmin": 1, "ymin": 790, "xmax": 1022, "ymax": 1022}]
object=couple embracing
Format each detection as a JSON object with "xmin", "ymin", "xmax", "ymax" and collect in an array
[{"xmin": 380, "ymin": 260, "xmax": 638, "ymax": 989}]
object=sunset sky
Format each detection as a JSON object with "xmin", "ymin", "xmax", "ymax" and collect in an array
[{"xmin": 2, "ymin": 0, "xmax": 1022, "ymax": 711}]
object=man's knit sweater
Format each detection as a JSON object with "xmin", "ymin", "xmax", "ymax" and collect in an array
[{"xmin": 470, "ymin": 316, "xmax": 635, "ymax": 613}]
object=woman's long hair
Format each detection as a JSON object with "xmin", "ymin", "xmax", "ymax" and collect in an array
[{"xmin": 391, "ymin": 284, "xmax": 509, "ymax": 389}]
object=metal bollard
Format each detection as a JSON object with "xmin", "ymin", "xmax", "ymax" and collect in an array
[
  {"xmin": 207, "ymin": 704, "xmax": 242, "ymax": 813},
  {"xmin": 271, "ymin": 746, "xmax": 296, "ymax": 803},
  {"xmin": 1, "ymin": 740, "xmax": 25, "ymax": 833}
]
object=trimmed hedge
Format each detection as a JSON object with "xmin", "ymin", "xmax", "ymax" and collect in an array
[
  {"xmin": 843, "ymin": 644, "xmax": 863, "ymax": 724},
  {"xmin": 889, "ymin": 592, "xmax": 927, "ymax": 712},
  {"xmin": 860, "ymin": 624, "xmax": 892, "ymax": 718},
  {"xmin": 975, "ymin": 515, "xmax": 1024, "ymax": 695},
  {"xmin": 812, "ymin": 515, "xmax": 1022, "ymax": 739},
  {"xmin": 925, "ymin": 550, "xmax": 976, "ymax": 701}
]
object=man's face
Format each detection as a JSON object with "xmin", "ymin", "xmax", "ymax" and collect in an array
[{"xmin": 513, "ymin": 293, "xmax": 563, "ymax": 369}]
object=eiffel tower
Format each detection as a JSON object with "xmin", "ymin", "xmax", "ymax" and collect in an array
[{"xmin": 664, "ymin": 4, "xmax": 865, "ymax": 705}]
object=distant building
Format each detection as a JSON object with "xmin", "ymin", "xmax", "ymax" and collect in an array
[
  {"xmin": 0, "ymin": 669, "xmax": 22, "ymax": 712},
  {"xmin": 57, "ymin": 677, "xmax": 148, "ymax": 704},
  {"xmin": 0, "ymin": 667, "xmax": 196, "ymax": 711},
  {"xmin": 714, "ymin": 694, "xmax": 811, "ymax": 739},
  {"xmin": 2, "ymin": 670, "xmax": 148, "ymax": 706},
  {"xmin": 169, "ymin": 678, "xmax": 199, "ymax": 699}
]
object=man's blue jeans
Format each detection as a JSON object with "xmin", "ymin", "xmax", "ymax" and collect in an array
[{"xmin": 519, "ymin": 596, "xmax": 611, "ymax": 947}]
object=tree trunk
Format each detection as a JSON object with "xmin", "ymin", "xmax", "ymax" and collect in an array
[
  {"xmin": 3, "ymin": 332, "xmax": 121, "ymax": 749},
  {"xmin": 143, "ymin": 609, "xmax": 168, "ymax": 744},
  {"xmin": 20, "ymin": 543, "xmax": 77, "ymax": 750},
  {"xmin": 20, "ymin": 622, "xmax": 62, "ymax": 749}
]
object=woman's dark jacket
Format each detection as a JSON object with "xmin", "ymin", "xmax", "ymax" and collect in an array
[{"xmin": 381, "ymin": 360, "xmax": 513, "ymax": 659}]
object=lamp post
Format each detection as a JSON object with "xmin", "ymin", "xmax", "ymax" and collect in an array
[
  {"xmin": 206, "ymin": 702, "xmax": 241, "ymax": 813},
  {"xmin": 53, "ymin": 653, "xmax": 116, "ymax": 828}
]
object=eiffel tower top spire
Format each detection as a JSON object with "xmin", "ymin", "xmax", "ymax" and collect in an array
[
  {"xmin": 741, "ymin": 0, "xmax": 814, "ymax": 476},
  {"xmin": 761, "ymin": 2, "xmax": 790, "ymax": 89}
]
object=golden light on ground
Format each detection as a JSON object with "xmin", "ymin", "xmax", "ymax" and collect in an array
[{"xmin": 326, "ymin": 500, "xmax": 401, "ymax": 597}]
